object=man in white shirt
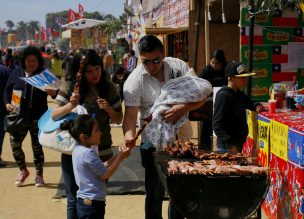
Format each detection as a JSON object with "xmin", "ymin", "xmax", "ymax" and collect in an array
[{"xmin": 123, "ymin": 35, "xmax": 205, "ymax": 219}]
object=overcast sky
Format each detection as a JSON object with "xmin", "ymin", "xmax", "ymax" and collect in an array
[{"xmin": 0, "ymin": 0, "xmax": 125, "ymax": 28}]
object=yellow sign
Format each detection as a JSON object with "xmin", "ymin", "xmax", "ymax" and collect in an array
[
  {"xmin": 255, "ymin": 14, "xmax": 270, "ymax": 23},
  {"xmin": 253, "ymin": 68, "xmax": 268, "ymax": 79},
  {"xmin": 245, "ymin": 50, "xmax": 268, "ymax": 60},
  {"xmin": 257, "ymin": 120, "xmax": 270, "ymax": 167},
  {"xmin": 270, "ymin": 120, "xmax": 288, "ymax": 161},
  {"xmin": 267, "ymin": 32, "xmax": 290, "ymax": 42},
  {"xmin": 251, "ymin": 86, "xmax": 269, "ymax": 96},
  {"xmin": 247, "ymin": 110, "xmax": 257, "ymax": 139}
]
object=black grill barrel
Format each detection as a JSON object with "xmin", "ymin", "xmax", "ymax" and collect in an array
[{"xmin": 154, "ymin": 151, "xmax": 270, "ymax": 219}]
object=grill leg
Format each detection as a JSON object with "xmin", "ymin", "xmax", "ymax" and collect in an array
[{"xmin": 257, "ymin": 206, "xmax": 261, "ymax": 219}]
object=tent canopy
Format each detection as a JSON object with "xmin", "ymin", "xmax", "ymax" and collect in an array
[{"xmin": 61, "ymin": 18, "xmax": 105, "ymax": 29}]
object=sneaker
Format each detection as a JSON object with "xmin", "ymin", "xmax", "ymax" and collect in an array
[
  {"xmin": 35, "ymin": 174, "xmax": 45, "ymax": 187},
  {"xmin": 15, "ymin": 168, "xmax": 30, "ymax": 186}
]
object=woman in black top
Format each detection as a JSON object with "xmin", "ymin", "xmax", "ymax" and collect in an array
[
  {"xmin": 197, "ymin": 49, "xmax": 228, "ymax": 150},
  {"xmin": 4, "ymin": 46, "xmax": 57, "ymax": 187}
]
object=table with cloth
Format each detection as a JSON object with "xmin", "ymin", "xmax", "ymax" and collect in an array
[{"xmin": 243, "ymin": 110, "xmax": 304, "ymax": 219}]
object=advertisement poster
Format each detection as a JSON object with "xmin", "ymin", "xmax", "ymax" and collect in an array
[
  {"xmin": 11, "ymin": 90, "xmax": 22, "ymax": 113},
  {"xmin": 257, "ymin": 119, "xmax": 270, "ymax": 167},
  {"xmin": 270, "ymin": 119, "xmax": 289, "ymax": 161},
  {"xmin": 20, "ymin": 70, "xmax": 62, "ymax": 91}
]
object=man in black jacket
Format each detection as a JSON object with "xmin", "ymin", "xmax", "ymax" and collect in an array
[{"xmin": 213, "ymin": 61, "xmax": 264, "ymax": 153}]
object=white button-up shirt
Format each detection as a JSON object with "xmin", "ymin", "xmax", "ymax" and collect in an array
[{"xmin": 123, "ymin": 57, "xmax": 190, "ymax": 143}]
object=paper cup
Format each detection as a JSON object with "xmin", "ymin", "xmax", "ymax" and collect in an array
[{"xmin": 268, "ymin": 100, "xmax": 277, "ymax": 113}]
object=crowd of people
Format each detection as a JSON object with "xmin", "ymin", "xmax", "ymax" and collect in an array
[{"xmin": 0, "ymin": 34, "xmax": 265, "ymax": 219}]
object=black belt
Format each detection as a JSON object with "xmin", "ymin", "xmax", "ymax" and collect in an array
[{"xmin": 78, "ymin": 198, "xmax": 105, "ymax": 207}]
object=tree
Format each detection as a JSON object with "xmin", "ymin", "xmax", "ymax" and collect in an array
[
  {"xmin": 104, "ymin": 19, "xmax": 123, "ymax": 35},
  {"xmin": 85, "ymin": 11, "xmax": 104, "ymax": 20},
  {"xmin": 119, "ymin": 13, "xmax": 128, "ymax": 25},
  {"xmin": 16, "ymin": 21, "xmax": 27, "ymax": 42},
  {"xmin": 253, "ymin": 0, "xmax": 304, "ymax": 14},
  {"xmin": 28, "ymin": 21, "xmax": 40, "ymax": 40},
  {"xmin": 5, "ymin": 20, "xmax": 15, "ymax": 31}
]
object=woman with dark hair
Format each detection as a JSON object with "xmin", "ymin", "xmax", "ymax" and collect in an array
[
  {"xmin": 198, "ymin": 49, "xmax": 227, "ymax": 87},
  {"xmin": 196, "ymin": 49, "xmax": 228, "ymax": 150},
  {"xmin": 4, "ymin": 46, "xmax": 58, "ymax": 187},
  {"xmin": 52, "ymin": 49, "xmax": 122, "ymax": 219}
]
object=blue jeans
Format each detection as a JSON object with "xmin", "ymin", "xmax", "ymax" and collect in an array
[
  {"xmin": 0, "ymin": 113, "xmax": 5, "ymax": 157},
  {"xmin": 77, "ymin": 198, "xmax": 105, "ymax": 219},
  {"xmin": 140, "ymin": 146, "xmax": 184, "ymax": 219},
  {"xmin": 61, "ymin": 153, "xmax": 78, "ymax": 219},
  {"xmin": 215, "ymin": 142, "xmax": 229, "ymax": 153}
]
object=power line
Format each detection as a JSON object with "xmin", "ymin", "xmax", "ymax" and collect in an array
[{"xmin": 87, "ymin": 0, "xmax": 109, "ymax": 12}]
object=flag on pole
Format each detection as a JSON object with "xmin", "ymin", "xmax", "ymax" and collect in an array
[
  {"xmin": 35, "ymin": 29, "xmax": 39, "ymax": 40},
  {"xmin": 54, "ymin": 16, "xmax": 61, "ymax": 30},
  {"xmin": 41, "ymin": 27, "xmax": 47, "ymax": 42},
  {"xmin": 79, "ymin": 4, "xmax": 84, "ymax": 18},
  {"xmin": 68, "ymin": 9, "xmax": 78, "ymax": 23},
  {"xmin": 51, "ymin": 29, "xmax": 60, "ymax": 38},
  {"xmin": 46, "ymin": 27, "xmax": 52, "ymax": 38}
]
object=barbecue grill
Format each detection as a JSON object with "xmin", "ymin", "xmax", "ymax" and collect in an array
[{"xmin": 153, "ymin": 151, "xmax": 270, "ymax": 219}]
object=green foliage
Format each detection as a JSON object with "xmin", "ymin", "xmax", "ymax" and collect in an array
[
  {"xmin": 16, "ymin": 21, "xmax": 27, "ymax": 41},
  {"xmin": 104, "ymin": 19, "xmax": 123, "ymax": 34},
  {"xmin": 252, "ymin": 0, "xmax": 304, "ymax": 14},
  {"xmin": 5, "ymin": 20, "xmax": 15, "ymax": 30}
]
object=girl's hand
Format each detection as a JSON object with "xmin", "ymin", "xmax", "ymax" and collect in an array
[
  {"xmin": 6, "ymin": 103, "xmax": 15, "ymax": 112},
  {"xmin": 45, "ymin": 88, "xmax": 58, "ymax": 97},
  {"xmin": 118, "ymin": 144, "xmax": 131, "ymax": 160},
  {"xmin": 97, "ymin": 97, "xmax": 110, "ymax": 113},
  {"xmin": 69, "ymin": 92, "xmax": 80, "ymax": 108}
]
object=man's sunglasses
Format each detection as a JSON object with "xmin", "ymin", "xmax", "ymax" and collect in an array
[{"xmin": 142, "ymin": 57, "xmax": 162, "ymax": 66}]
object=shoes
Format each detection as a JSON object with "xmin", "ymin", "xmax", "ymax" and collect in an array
[
  {"xmin": 15, "ymin": 168, "xmax": 30, "ymax": 187},
  {"xmin": 0, "ymin": 159, "xmax": 6, "ymax": 168},
  {"xmin": 35, "ymin": 174, "xmax": 45, "ymax": 187}
]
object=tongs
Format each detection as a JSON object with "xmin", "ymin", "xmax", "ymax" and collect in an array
[
  {"xmin": 134, "ymin": 114, "xmax": 152, "ymax": 140},
  {"xmin": 127, "ymin": 114, "xmax": 152, "ymax": 148}
]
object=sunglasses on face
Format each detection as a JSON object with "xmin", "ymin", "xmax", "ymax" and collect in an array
[{"xmin": 142, "ymin": 57, "xmax": 162, "ymax": 66}]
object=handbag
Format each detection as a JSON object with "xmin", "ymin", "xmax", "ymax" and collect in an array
[
  {"xmin": 4, "ymin": 112, "xmax": 26, "ymax": 133},
  {"xmin": 38, "ymin": 106, "xmax": 87, "ymax": 155},
  {"xmin": 5, "ymin": 85, "xmax": 33, "ymax": 133}
]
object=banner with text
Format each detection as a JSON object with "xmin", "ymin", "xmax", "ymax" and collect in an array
[
  {"xmin": 20, "ymin": 70, "xmax": 62, "ymax": 91},
  {"xmin": 270, "ymin": 119, "xmax": 289, "ymax": 161},
  {"xmin": 257, "ymin": 120, "xmax": 270, "ymax": 167}
]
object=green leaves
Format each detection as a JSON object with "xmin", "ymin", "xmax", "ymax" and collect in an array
[{"xmin": 252, "ymin": 0, "xmax": 304, "ymax": 14}]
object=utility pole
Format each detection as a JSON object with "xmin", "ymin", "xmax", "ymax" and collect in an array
[{"xmin": 247, "ymin": 0, "xmax": 255, "ymax": 98}]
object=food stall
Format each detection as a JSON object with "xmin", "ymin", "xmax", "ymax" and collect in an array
[{"xmin": 256, "ymin": 110, "xmax": 304, "ymax": 219}]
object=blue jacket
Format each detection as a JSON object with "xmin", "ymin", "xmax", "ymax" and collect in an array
[{"xmin": 0, "ymin": 64, "xmax": 10, "ymax": 114}]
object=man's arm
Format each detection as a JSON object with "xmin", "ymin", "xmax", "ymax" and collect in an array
[
  {"xmin": 163, "ymin": 100, "xmax": 205, "ymax": 123},
  {"xmin": 122, "ymin": 106, "xmax": 139, "ymax": 148}
]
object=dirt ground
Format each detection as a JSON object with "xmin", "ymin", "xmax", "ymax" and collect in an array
[
  {"xmin": 0, "ymin": 124, "xmax": 171, "ymax": 219},
  {"xmin": 0, "ymin": 99, "xmax": 267, "ymax": 219}
]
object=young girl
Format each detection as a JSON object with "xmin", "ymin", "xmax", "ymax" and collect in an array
[{"xmin": 68, "ymin": 114, "xmax": 130, "ymax": 219}]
